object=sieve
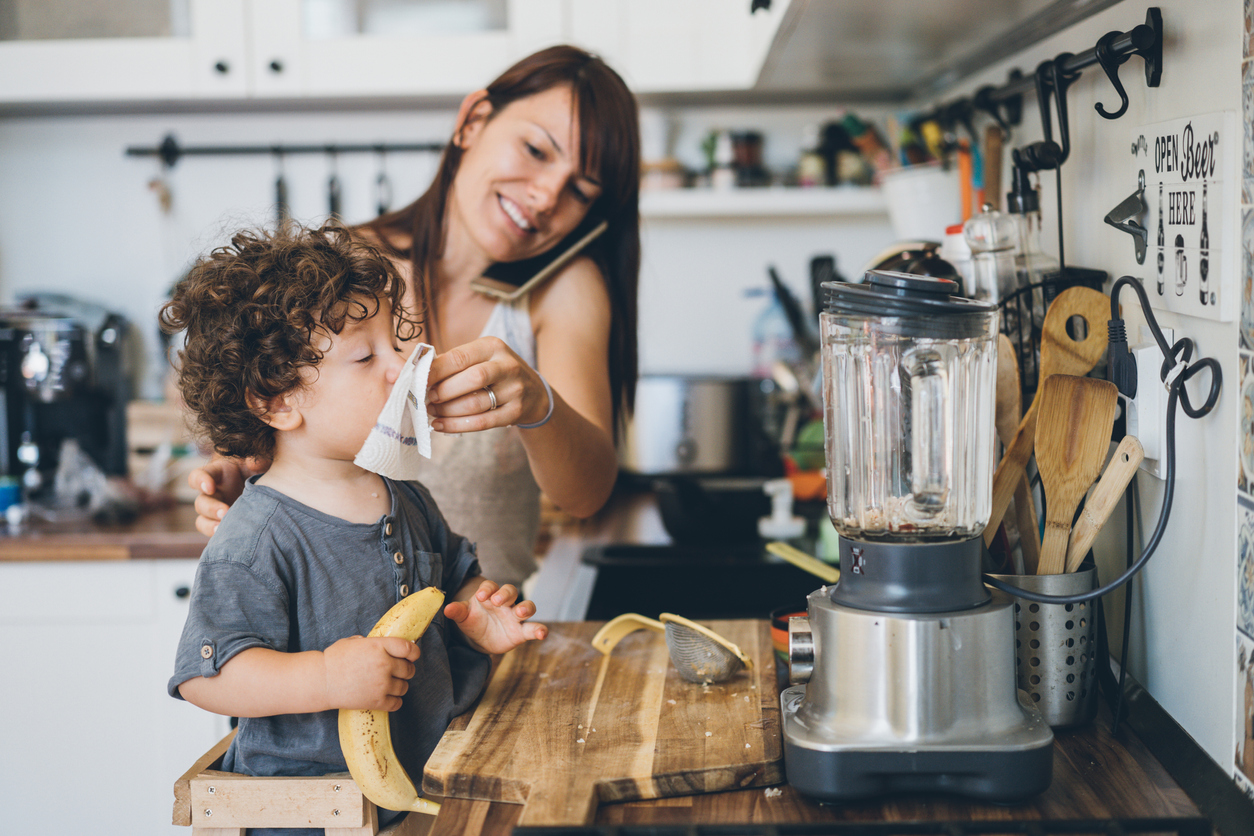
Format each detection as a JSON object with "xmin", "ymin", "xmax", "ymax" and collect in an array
[{"xmin": 591, "ymin": 612, "xmax": 753, "ymax": 684}]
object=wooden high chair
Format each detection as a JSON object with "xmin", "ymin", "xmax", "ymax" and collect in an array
[{"xmin": 174, "ymin": 730, "xmax": 435, "ymax": 835}]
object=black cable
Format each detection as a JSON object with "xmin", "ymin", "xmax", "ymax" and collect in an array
[
  {"xmin": 985, "ymin": 389, "xmax": 1174, "ymax": 605},
  {"xmin": 1056, "ymin": 169, "xmax": 1066, "ymax": 273},
  {"xmin": 984, "ymin": 275, "xmax": 1221, "ymax": 606},
  {"xmin": 1111, "ymin": 476, "xmax": 1137, "ymax": 733}
]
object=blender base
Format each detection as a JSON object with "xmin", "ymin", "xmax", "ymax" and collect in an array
[
  {"xmin": 781, "ymin": 585, "xmax": 1054, "ymax": 802},
  {"xmin": 780, "ymin": 687, "xmax": 1054, "ymax": 802}
]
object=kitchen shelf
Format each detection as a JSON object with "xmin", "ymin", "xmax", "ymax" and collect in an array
[{"xmin": 639, "ymin": 186, "xmax": 887, "ymax": 219}]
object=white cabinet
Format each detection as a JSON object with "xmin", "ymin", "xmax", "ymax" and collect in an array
[
  {"xmin": 566, "ymin": 0, "xmax": 791, "ymax": 94},
  {"xmin": 0, "ymin": 0, "xmax": 788, "ymax": 105},
  {"xmin": 0, "ymin": 0, "xmax": 565, "ymax": 105},
  {"xmin": 0, "ymin": 0, "xmax": 249, "ymax": 103},
  {"xmin": 0, "ymin": 559, "xmax": 229, "ymax": 836},
  {"xmin": 249, "ymin": 0, "xmax": 566, "ymax": 98}
]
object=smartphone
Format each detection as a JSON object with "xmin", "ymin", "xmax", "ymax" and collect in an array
[{"xmin": 470, "ymin": 217, "xmax": 608, "ymax": 301}]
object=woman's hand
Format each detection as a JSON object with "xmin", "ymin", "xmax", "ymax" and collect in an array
[
  {"xmin": 188, "ymin": 455, "xmax": 271, "ymax": 536},
  {"xmin": 426, "ymin": 336, "xmax": 550, "ymax": 432},
  {"xmin": 444, "ymin": 578, "xmax": 547, "ymax": 654}
]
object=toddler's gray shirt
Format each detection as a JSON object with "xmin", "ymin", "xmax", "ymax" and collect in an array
[{"xmin": 169, "ymin": 476, "xmax": 489, "ymax": 815}]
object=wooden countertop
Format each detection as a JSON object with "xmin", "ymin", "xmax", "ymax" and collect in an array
[
  {"xmin": 425, "ymin": 625, "xmax": 1202, "ymax": 834},
  {"xmin": 0, "ymin": 502, "xmax": 208, "ymax": 561},
  {"xmin": 442, "ymin": 490, "xmax": 1207, "ymax": 833}
]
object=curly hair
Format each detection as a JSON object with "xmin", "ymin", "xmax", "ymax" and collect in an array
[{"xmin": 160, "ymin": 221, "xmax": 421, "ymax": 461}]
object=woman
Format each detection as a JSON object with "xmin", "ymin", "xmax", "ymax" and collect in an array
[{"xmin": 189, "ymin": 45, "xmax": 641, "ymax": 588}]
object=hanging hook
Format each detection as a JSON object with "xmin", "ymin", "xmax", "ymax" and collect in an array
[
  {"xmin": 374, "ymin": 145, "xmax": 392, "ymax": 217},
  {"xmin": 1014, "ymin": 61, "xmax": 1063, "ymax": 172},
  {"xmin": 1034, "ymin": 60, "xmax": 1055, "ymax": 146},
  {"xmin": 1094, "ymin": 30, "xmax": 1131, "ymax": 120},
  {"xmin": 273, "ymin": 147, "xmax": 289, "ymax": 226},
  {"xmin": 973, "ymin": 85, "xmax": 1011, "ymax": 142},
  {"xmin": 1016, "ymin": 54, "xmax": 1079, "ymax": 173},
  {"xmin": 1047, "ymin": 53, "xmax": 1079, "ymax": 165},
  {"xmin": 326, "ymin": 146, "xmax": 342, "ymax": 220}
]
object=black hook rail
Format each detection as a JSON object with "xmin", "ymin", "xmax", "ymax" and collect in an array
[
  {"xmin": 125, "ymin": 132, "xmax": 446, "ymax": 168},
  {"xmin": 912, "ymin": 7, "xmax": 1162, "ymax": 136}
]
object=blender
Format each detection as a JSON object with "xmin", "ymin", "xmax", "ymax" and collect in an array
[{"xmin": 781, "ymin": 270, "xmax": 1053, "ymax": 801}]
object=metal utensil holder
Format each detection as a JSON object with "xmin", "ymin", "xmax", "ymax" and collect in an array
[{"xmin": 989, "ymin": 567, "xmax": 1099, "ymax": 728}]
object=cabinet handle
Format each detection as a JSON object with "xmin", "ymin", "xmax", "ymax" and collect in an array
[
  {"xmin": 175, "ymin": 585, "xmax": 191, "ymax": 600},
  {"xmin": 269, "ymin": 60, "xmax": 284, "ymax": 74},
  {"xmin": 214, "ymin": 60, "xmax": 230, "ymax": 75}
]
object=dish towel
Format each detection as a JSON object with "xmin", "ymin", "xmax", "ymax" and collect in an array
[{"xmin": 355, "ymin": 343, "xmax": 435, "ymax": 480}]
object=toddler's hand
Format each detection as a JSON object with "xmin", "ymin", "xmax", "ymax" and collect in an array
[
  {"xmin": 322, "ymin": 635, "xmax": 421, "ymax": 712},
  {"xmin": 444, "ymin": 580, "xmax": 547, "ymax": 654}
]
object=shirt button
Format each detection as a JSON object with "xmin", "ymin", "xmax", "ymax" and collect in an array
[
  {"xmin": 393, "ymin": 551, "xmax": 404, "ymax": 565},
  {"xmin": 385, "ymin": 522, "xmax": 393, "ymax": 536},
  {"xmin": 200, "ymin": 645, "xmax": 213, "ymax": 659},
  {"xmin": 399, "ymin": 585, "xmax": 409, "ymax": 597}
]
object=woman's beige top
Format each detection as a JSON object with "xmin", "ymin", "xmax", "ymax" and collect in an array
[{"xmin": 416, "ymin": 298, "xmax": 541, "ymax": 588}]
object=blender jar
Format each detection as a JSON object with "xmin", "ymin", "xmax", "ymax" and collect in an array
[{"xmin": 821, "ymin": 271, "xmax": 998, "ymax": 545}]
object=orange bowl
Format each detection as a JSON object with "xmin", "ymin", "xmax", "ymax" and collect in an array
[{"xmin": 770, "ymin": 604, "xmax": 807, "ymax": 656}]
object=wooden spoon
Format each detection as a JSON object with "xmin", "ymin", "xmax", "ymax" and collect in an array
[
  {"xmin": 1034, "ymin": 375, "xmax": 1119, "ymax": 575},
  {"xmin": 984, "ymin": 286, "xmax": 1111, "ymax": 547},
  {"xmin": 1064, "ymin": 435, "xmax": 1144, "ymax": 572},
  {"xmin": 995, "ymin": 333, "xmax": 1041, "ymax": 572},
  {"xmin": 984, "ymin": 125, "xmax": 1004, "ymax": 212}
]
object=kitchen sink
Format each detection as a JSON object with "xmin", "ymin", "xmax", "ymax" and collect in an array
[{"xmin": 580, "ymin": 542, "xmax": 829, "ymax": 621}]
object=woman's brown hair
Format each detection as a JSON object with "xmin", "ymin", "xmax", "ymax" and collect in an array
[{"xmin": 364, "ymin": 45, "xmax": 641, "ymax": 437}]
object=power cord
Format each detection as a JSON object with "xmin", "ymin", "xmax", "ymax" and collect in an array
[{"xmin": 984, "ymin": 275, "xmax": 1222, "ymax": 605}]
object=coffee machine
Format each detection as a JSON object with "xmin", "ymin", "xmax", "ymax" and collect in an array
[
  {"xmin": 0, "ymin": 294, "xmax": 133, "ymax": 495},
  {"xmin": 781, "ymin": 271, "xmax": 1053, "ymax": 801}
]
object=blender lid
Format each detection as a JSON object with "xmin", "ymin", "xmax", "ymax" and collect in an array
[{"xmin": 822, "ymin": 269, "xmax": 996, "ymax": 338}]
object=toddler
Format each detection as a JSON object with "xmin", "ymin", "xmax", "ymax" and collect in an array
[{"xmin": 163, "ymin": 222, "xmax": 545, "ymax": 833}]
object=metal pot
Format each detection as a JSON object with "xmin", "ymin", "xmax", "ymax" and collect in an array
[{"xmin": 621, "ymin": 376, "xmax": 751, "ymax": 475}]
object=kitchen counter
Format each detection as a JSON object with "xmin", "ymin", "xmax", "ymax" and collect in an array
[
  {"xmin": 443, "ymin": 490, "xmax": 1211, "ymax": 835},
  {"xmin": 0, "ymin": 502, "xmax": 208, "ymax": 560},
  {"xmin": 423, "ymin": 623, "xmax": 1203, "ymax": 835}
]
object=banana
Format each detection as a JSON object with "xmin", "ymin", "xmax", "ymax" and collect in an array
[{"xmin": 338, "ymin": 586, "xmax": 445, "ymax": 816}]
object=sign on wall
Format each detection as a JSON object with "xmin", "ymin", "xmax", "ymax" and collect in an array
[{"xmin": 1130, "ymin": 112, "xmax": 1236, "ymax": 323}]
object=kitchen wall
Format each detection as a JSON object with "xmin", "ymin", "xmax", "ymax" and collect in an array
[
  {"xmin": 924, "ymin": 0, "xmax": 1250, "ymax": 797},
  {"xmin": 0, "ymin": 103, "xmax": 896, "ymax": 398}
]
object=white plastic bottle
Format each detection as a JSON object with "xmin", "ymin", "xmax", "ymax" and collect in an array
[
  {"xmin": 750, "ymin": 288, "xmax": 801, "ymax": 379},
  {"xmin": 939, "ymin": 222, "xmax": 975, "ymax": 296}
]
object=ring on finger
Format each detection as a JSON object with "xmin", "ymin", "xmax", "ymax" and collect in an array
[{"xmin": 484, "ymin": 385, "xmax": 498, "ymax": 410}]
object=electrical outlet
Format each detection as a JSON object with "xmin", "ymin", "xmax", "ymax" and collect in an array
[{"xmin": 1121, "ymin": 326, "xmax": 1172, "ymax": 479}]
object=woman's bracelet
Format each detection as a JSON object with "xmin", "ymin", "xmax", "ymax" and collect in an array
[{"xmin": 516, "ymin": 372, "xmax": 554, "ymax": 429}]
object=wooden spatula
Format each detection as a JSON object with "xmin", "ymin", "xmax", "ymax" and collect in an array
[
  {"xmin": 984, "ymin": 286, "xmax": 1111, "ymax": 547},
  {"xmin": 1034, "ymin": 375, "xmax": 1119, "ymax": 575},
  {"xmin": 1064, "ymin": 435, "xmax": 1144, "ymax": 572},
  {"xmin": 996, "ymin": 333, "xmax": 1041, "ymax": 572}
]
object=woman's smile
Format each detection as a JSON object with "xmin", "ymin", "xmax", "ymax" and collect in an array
[{"xmin": 497, "ymin": 193, "xmax": 535, "ymax": 233}]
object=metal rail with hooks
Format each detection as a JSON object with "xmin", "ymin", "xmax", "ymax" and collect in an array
[
  {"xmin": 912, "ymin": 7, "xmax": 1163, "ymax": 149},
  {"xmin": 125, "ymin": 133, "xmax": 445, "ymax": 168}
]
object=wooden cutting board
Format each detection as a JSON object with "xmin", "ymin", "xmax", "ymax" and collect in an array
[{"xmin": 422, "ymin": 620, "xmax": 783, "ymax": 826}]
